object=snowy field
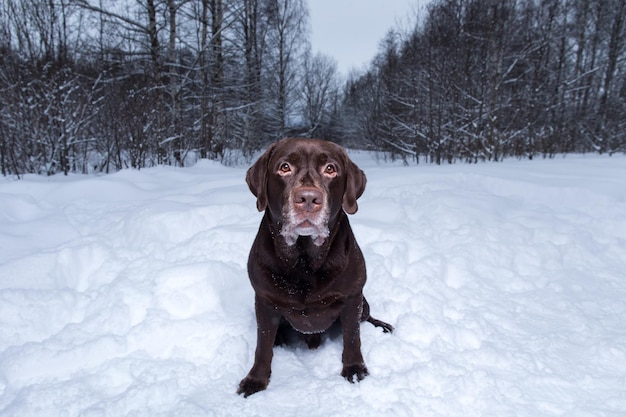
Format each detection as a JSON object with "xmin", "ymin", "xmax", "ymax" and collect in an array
[{"xmin": 1, "ymin": 152, "xmax": 625, "ymax": 417}]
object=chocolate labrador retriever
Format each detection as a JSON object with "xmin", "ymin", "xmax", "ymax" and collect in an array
[{"xmin": 238, "ymin": 138, "xmax": 393, "ymax": 397}]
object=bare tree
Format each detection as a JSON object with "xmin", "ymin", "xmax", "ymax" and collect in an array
[
  {"xmin": 300, "ymin": 51, "xmax": 341, "ymax": 137},
  {"xmin": 264, "ymin": 0, "xmax": 307, "ymax": 137},
  {"xmin": 596, "ymin": 0, "xmax": 626, "ymax": 153}
]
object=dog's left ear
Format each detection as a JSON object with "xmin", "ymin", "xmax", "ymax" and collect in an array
[
  {"xmin": 246, "ymin": 144, "xmax": 274, "ymax": 212},
  {"xmin": 342, "ymin": 153, "xmax": 366, "ymax": 215}
]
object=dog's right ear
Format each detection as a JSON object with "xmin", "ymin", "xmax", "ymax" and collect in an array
[{"xmin": 246, "ymin": 144, "xmax": 274, "ymax": 212}]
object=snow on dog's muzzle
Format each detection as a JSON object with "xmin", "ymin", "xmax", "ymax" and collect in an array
[{"xmin": 281, "ymin": 186, "xmax": 330, "ymax": 246}]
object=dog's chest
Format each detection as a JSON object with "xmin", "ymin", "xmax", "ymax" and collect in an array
[
  {"xmin": 267, "ymin": 266, "xmax": 346, "ymax": 333},
  {"xmin": 270, "ymin": 266, "xmax": 325, "ymax": 297}
]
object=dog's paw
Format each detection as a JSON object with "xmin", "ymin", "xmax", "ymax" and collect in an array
[
  {"xmin": 341, "ymin": 363, "xmax": 369, "ymax": 383},
  {"xmin": 237, "ymin": 376, "xmax": 268, "ymax": 398}
]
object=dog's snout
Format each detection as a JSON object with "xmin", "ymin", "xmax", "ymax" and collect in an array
[{"xmin": 294, "ymin": 187, "xmax": 323, "ymax": 212}]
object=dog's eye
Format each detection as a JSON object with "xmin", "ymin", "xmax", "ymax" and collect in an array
[
  {"xmin": 324, "ymin": 164, "xmax": 337, "ymax": 176},
  {"xmin": 278, "ymin": 162, "xmax": 291, "ymax": 174}
]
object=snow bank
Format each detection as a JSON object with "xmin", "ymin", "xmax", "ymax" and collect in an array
[{"xmin": 1, "ymin": 155, "xmax": 625, "ymax": 416}]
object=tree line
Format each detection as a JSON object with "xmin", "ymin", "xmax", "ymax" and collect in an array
[
  {"xmin": 1, "ymin": 0, "xmax": 625, "ymax": 177},
  {"xmin": 342, "ymin": 0, "xmax": 626, "ymax": 163},
  {"xmin": 1, "ymin": 0, "xmax": 332, "ymax": 175}
]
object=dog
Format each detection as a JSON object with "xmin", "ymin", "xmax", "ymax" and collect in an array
[{"xmin": 238, "ymin": 138, "xmax": 393, "ymax": 397}]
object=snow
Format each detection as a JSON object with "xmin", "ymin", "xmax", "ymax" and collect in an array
[{"xmin": 1, "ymin": 153, "xmax": 626, "ymax": 416}]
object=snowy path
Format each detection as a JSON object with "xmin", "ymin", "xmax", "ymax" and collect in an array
[{"xmin": 1, "ymin": 154, "xmax": 625, "ymax": 416}]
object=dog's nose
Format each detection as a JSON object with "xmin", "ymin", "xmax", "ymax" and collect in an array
[{"xmin": 294, "ymin": 187, "xmax": 323, "ymax": 212}]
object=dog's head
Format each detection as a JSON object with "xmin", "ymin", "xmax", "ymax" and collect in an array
[{"xmin": 246, "ymin": 138, "xmax": 366, "ymax": 246}]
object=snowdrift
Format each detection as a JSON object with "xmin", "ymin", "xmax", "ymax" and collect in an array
[{"xmin": 1, "ymin": 153, "xmax": 625, "ymax": 416}]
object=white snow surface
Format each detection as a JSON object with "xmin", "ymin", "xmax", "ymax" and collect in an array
[{"xmin": 1, "ymin": 153, "xmax": 625, "ymax": 416}]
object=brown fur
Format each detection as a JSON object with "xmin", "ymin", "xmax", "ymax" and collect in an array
[{"xmin": 238, "ymin": 138, "xmax": 393, "ymax": 397}]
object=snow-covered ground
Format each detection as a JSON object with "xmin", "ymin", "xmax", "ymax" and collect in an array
[{"xmin": 1, "ymin": 152, "xmax": 625, "ymax": 417}]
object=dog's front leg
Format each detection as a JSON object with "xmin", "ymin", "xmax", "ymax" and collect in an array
[
  {"xmin": 238, "ymin": 296, "xmax": 281, "ymax": 397},
  {"xmin": 339, "ymin": 295, "xmax": 369, "ymax": 382}
]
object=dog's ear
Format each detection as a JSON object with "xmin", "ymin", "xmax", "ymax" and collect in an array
[
  {"xmin": 246, "ymin": 144, "xmax": 274, "ymax": 212},
  {"xmin": 342, "ymin": 153, "xmax": 366, "ymax": 215}
]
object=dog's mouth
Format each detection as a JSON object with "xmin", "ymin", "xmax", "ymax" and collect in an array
[
  {"xmin": 296, "ymin": 219, "xmax": 314, "ymax": 229},
  {"xmin": 281, "ymin": 203, "xmax": 330, "ymax": 246},
  {"xmin": 293, "ymin": 219, "xmax": 321, "ymax": 236},
  {"xmin": 293, "ymin": 214, "xmax": 329, "ymax": 234}
]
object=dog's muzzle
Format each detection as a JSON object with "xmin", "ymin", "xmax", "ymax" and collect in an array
[{"xmin": 281, "ymin": 186, "xmax": 330, "ymax": 246}]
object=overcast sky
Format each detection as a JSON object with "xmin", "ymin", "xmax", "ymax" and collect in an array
[{"xmin": 308, "ymin": 0, "xmax": 430, "ymax": 76}]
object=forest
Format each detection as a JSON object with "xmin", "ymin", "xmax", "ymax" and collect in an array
[{"xmin": 1, "ymin": 0, "xmax": 625, "ymax": 176}]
